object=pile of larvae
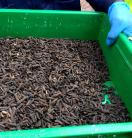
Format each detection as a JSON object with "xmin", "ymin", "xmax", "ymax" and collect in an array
[{"xmin": 0, "ymin": 38, "xmax": 130, "ymax": 131}]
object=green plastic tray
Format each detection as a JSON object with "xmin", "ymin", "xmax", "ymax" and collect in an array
[{"xmin": 0, "ymin": 9, "xmax": 131, "ymax": 138}]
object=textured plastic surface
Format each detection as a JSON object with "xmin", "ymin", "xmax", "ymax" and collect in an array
[
  {"xmin": 0, "ymin": 10, "xmax": 103, "ymax": 40},
  {"xmin": 0, "ymin": 9, "xmax": 131, "ymax": 138},
  {"xmin": 0, "ymin": 123, "xmax": 132, "ymax": 138},
  {"xmin": 99, "ymin": 15, "xmax": 132, "ymax": 118}
]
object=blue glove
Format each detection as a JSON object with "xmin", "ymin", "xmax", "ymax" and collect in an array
[{"xmin": 106, "ymin": 2, "xmax": 132, "ymax": 46}]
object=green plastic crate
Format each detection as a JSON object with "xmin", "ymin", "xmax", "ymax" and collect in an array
[{"xmin": 0, "ymin": 9, "xmax": 131, "ymax": 138}]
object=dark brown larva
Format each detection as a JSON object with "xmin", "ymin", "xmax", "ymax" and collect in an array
[{"xmin": 0, "ymin": 38, "xmax": 130, "ymax": 131}]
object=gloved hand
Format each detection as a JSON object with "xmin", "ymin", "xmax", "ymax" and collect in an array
[{"xmin": 106, "ymin": 2, "xmax": 132, "ymax": 46}]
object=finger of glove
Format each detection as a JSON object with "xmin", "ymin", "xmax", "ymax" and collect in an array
[
  {"xmin": 123, "ymin": 14, "xmax": 132, "ymax": 37},
  {"xmin": 106, "ymin": 21, "xmax": 127, "ymax": 46},
  {"xmin": 123, "ymin": 24, "xmax": 132, "ymax": 37}
]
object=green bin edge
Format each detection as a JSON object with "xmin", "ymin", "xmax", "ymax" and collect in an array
[{"xmin": 0, "ymin": 9, "xmax": 131, "ymax": 138}]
